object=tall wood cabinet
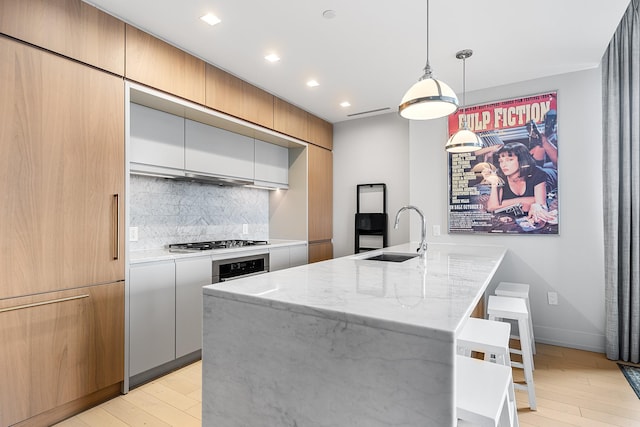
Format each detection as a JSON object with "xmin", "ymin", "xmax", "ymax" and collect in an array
[
  {"xmin": 0, "ymin": 36, "xmax": 125, "ymax": 426},
  {"xmin": 308, "ymin": 144, "xmax": 334, "ymax": 262},
  {"xmin": 0, "ymin": 36, "xmax": 125, "ymax": 299}
]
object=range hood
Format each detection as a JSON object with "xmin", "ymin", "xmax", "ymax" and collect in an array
[
  {"xmin": 180, "ymin": 172, "xmax": 253, "ymax": 187},
  {"xmin": 130, "ymin": 163, "xmax": 252, "ymax": 186}
]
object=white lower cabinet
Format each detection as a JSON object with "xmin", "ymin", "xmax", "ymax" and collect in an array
[
  {"xmin": 290, "ymin": 243, "xmax": 308, "ymax": 267},
  {"xmin": 269, "ymin": 243, "xmax": 308, "ymax": 272},
  {"xmin": 175, "ymin": 256, "xmax": 211, "ymax": 358},
  {"xmin": 129, "ymin": 260, "xmax": 176, "ymax": 377},
  {"xmin": 129, "ymin": 256, "xmax": 211, "ymax": 380}
]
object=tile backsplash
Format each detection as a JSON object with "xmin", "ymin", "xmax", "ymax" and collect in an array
[{"xmin": 129, "ymin": 175, "xmax": 269, "ymax": 251}]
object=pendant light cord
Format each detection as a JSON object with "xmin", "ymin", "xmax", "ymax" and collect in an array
[
  {"xmin": 462, "ymin": 55, "xmax": 467, "ymax": 127},
  {"xmin": 426, "ymin": 0, "xmax": 430, "ymax": 68},
  {"xmin": 422, "ymin": 0, "xmax": 432, "ymax": 79}
]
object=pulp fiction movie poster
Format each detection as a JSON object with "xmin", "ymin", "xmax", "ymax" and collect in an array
[{"xmin": 447, "ymin": 92, "xmax": 558, "ymax": 235}]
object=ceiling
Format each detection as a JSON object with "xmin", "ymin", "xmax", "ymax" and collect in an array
[{"xmin": 84, "ymin": 0, "xmax": 630, "ymax": 124}]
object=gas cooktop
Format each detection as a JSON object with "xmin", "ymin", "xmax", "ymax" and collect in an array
[{"xmin": 168, "ymin": 240, "xmax": 269, "ymax": 252}]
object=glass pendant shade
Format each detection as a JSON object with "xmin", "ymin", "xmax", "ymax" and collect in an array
[
  {"xmin": 445, "ymin": 48, "xmax": 482, "ymax": 153},
  {"xmin": 399, "ymin": 76, "xmax": 459, "ymax": 120},
  {"xmin": 445, "ymin": 126, "xmax": 483, "ymax": 153},
  {"xmin": 398, "ymin": 0, "xmax": 458, "ymax": 121}
]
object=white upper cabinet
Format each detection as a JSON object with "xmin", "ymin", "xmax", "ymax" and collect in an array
[
  {"xmin": 254, "ymin": 139, "xmax": 289, "ymax": 189},
  {"xmin": 130, "ymin": 103, "xmax": 185, "ymax": 176},
  {"xmin": 185, "ymin": 119, "xmax": 254, "ymax": 182}
]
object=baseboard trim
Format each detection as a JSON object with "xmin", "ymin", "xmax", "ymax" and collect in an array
[
  {"xmin": 13, "ymin": 382, "xmax": 122, "ymax": 427},
  {"xmin": 129, "ymin": 350, "xmax": 201, "ymax": 389},
  {"xmin": 534, "ymin": 325, "xmax": 605, "ymax": 353}
]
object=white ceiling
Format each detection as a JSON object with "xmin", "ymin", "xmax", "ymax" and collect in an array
[{"xmin": 84, "ymin": 0, "xmax": 630, "ymax": 124}]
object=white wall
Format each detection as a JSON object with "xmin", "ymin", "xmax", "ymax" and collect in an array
[
  {"xmin": 334, "ymin": 67, "xmax": 606, "ymax": 352},
  {"xmin": 333, "ymin": 113, "xmax": 410, "ymax": 258}
]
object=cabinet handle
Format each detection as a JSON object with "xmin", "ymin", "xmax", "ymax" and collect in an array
[
  {"xmin": 0, "ymin": 294, "xmax": 90, "ymax": 313},
  {"xmin": 113, "ymin": 193, "xmax": 120, "ymax": 260}
]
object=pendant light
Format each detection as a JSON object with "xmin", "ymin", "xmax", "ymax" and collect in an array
[
  {"xmin": 445, "ymin": 49, "xmax": 483, "ymax": 153},
  {"xmin": 398, "ymin": 0, "xmax": 458, "ymax": 120}
]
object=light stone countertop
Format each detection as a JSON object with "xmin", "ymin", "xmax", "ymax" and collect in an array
[
  {"xmin": 203, "ymin": 242, "xmax": 506, "ymax": 339},
  {"xmin": 129, "ymin": 239, "xmax": 307, "ymax": 264}
]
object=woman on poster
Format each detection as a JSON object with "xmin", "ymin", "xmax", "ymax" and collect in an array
[{"xmin": 485, "ymin": 142, "xmax": 555, "ymax": 223}]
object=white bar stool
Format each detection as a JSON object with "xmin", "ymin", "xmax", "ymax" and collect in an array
[
  {"xmin": 487, "ymin": 295, "xmax": 536, "ymax": 411},
  {"xmin": 457, "ymin": 317, "xmax": 511, "ymax": 366},
  {"xmin": 495, "ymin": 282, "xmax": 535, "ymax": 355},
  {"xmin": 456, "ymin": 355, "xmax": 519, "ymax": 427}
]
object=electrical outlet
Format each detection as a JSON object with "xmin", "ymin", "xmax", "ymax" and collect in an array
[
  {"xmin": 129, "ymin": 226, "xmax": 139, "ymax": 242},
  {"xmin": 242, "ymin": 223, "xmax": 249, "ymax": 234},
  {"xmin": 433, "ymin": 225, "xmax": 441, "ymax": 236},
  {"xmin": 547, "ymin": 291, "xmax": 558, "ymax": 305}
]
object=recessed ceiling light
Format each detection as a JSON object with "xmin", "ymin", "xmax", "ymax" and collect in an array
[
  {"xmin": 340, "ymin": 101, "xmax": 351, "ymax": 108},
  {"xmin": 200, "ymin": 13, "xmax": 221, "ymax": 26},
  {"xmin": 264, "ymin": 53, "xmax": 280, "ymax": 63},
  {"xmin": 307, "ymin": 80, "xmax": 319, "ymax": 88}
]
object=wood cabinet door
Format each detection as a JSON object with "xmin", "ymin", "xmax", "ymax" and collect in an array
[
  {"xmin": 0, "ymin": 37, "xmax": 125, "ymax": 299},
  {"xmin": 0, "ymin": 282, "xmax": 124, "ymax": 427},
  {"xmin": 308, "ymin": 114, "xmax": 334, "ymax": 150},
  {"xmin": 308, "ymin": 145, "xmax": 333, "ymax": 243},
  {"xmin": 126, "ymin": 25, "xmax": 205, "ymax": 104},
  {"xmin": 205, "ymin": 64, "xmax": 274, "ymax": 129},
  {"xmin": 308, "ymin": 241, "xmax": 333, "ymax": 263},
  {"xmin": 274, "ymin": 98, "xmax": 309, "ymax": 142},
  {"xmin": 0, "ymin": 0, "xmax": 125, "ymax": 75}
]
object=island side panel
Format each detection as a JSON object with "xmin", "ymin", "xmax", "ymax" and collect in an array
[{"xmin": 203, "ymin": 295, "xmax": 456, "ymax": 427}]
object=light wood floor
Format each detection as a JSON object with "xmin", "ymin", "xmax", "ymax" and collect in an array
[{"xmin": 56, "ymin": 343, "xmax": 640, "ymax": 426}]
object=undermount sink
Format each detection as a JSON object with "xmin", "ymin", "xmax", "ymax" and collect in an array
[{"xmin": 364, "ymin": 253, "xmax": 418, "ymax": 262}]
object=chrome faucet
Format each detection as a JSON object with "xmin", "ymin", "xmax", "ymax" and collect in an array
[{"xmin": 394, "ymin": 205, "xmax": 427, "ymax": 256}]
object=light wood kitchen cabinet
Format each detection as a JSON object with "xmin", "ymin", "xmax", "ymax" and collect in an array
[
  {"xmin": 125, "ymin": 25, "xmax": 206, "ymax": 104},
  {"xmin": 205, "ymin": 64, "xmax": 275, "ymax": 129},
  {"xmin": 0, "ymin": 282, "xmax": 124, "ymax": 427},
  {"xmin": 129, "ymin": 261, "xmax": 176, "ymax": 378},
  {"xmin": 0, "ymin": 36, "xmax": 125, "ymax": 300},
  {"xmin": 0, "ymin": 0, "xmax": 125, "ymax": 75},
  {"xmin": 274, "ymin": 98, "xmax": 309, "ymax": 142},
  {"xmin": 308, "ymin": 114, "xmax": 333, "ymax": 150},
  {"xmin": 308, "ymin": 241, "xmax": 334, "ymax": 264},
  {"xmin": 308, "ymin": 145, "xmax": 333, "ymax": 262},
  {"xmin": 185, "ymin": 119, "xmax": 255, "ymax": 181},
  {"xmin": 175, "ymin": 256, "xmax": 211, "ymax": 358}
]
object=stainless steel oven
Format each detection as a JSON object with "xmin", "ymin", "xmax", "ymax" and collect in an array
[{"xmin": 212, "ymin": 252, "xmax": 270, "ymax": 283}]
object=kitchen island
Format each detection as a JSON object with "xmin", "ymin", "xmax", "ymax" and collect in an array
[{"xmin": 202, "ymin": 242, "xmax": 506, "ymax": 426}]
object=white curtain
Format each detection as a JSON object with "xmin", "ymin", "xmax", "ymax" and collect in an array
[{"xmin": 603, "ymin": 0, "xmax": 640, "ymax": 363}]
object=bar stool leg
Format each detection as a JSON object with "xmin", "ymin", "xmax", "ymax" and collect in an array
[
  {"xmin": 524, "ymin": 297, "xmax": 536, "ymax": 355},
  {"xmin": 516, "ymin": 316, "xmax": 536, "ymax": 411}
]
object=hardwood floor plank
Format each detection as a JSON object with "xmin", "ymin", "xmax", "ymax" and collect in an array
[
  {"xmin": 101, "ymin": 396, "xmax": 172, "ymax": 426},
  {"xmin": 140, "ymin": 380, "xmax": 200, "ymax": 412},
  {"xmin": 580, "ymin": 407, "xmax": 640, "ymax": 427},
  {"xmin": 121, "ymin": 389, "xmax": 200, "ymax": 427},
  {"xmin": 77, "ymin": 407, "xmax": 130, "ymax": 427}
]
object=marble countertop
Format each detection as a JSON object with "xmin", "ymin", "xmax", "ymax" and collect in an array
[
  {"xmin": 129, "ymin": 239, "xmax": 307, "ymax": 264},
  {"xmin": 203, "ymin": 242, "xmax": 506, "ymax": 339}
]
